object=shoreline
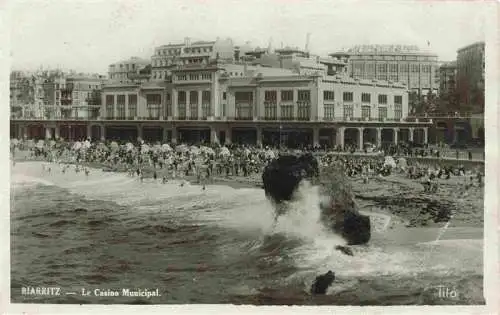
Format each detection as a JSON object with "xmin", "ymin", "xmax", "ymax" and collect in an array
[{"xmin": 12, "ymin": 154, "xmax": 483, "ymax": 230}]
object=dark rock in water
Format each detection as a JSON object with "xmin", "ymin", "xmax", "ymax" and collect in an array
[
  {"xmin": 311, "ymin": 270, "xmax": 335, "ymax": 295},
  {"xmin": 262, "ymin": 153, "xmax": 371, "ymax": 245},
  {"xmin": 342, "ymin": 211, "xmax": 371, "ymax": 245},
  {"xmin": 335, "ymin": 245, "xmax": 354, "ymax": 256},
  {"xmin": 262, "ymin": 153, "xmax": 319, "ymax": 203}
]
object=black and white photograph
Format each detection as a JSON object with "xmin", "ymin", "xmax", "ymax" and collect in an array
[{"xmin": 4, "ymin": 0, "xmax": 498, "ymax": 312}]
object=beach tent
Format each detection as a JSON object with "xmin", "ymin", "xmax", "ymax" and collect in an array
[
  {"xmin": 141, "ymin": 143, "xmax": 150, "ymax": 153},
  {"xmin": 264, "ymin": 150, "xmax": 276, "ymax": 159},
  {"xmin": 152, "ymin": 144, "xmax": 162, "ymax": 153},
  {"xmin": 83, "ymin": 140, "xmax": 91, "ymax": 150},
  {"xmin": 97, "ymin": 142, "xmax": 109, "ymax": 151},
  {"xmin": 36, "ymin": 140, "xmax": 45, "ymax": 149},
  {"xmin": 397, "ymin": 157, "xmax": 407, "ymax": 169},
  {"xmin": 161, "ymin": 143, "xmax": 172, "ymax": 152},
  {"xmin": 72, "ymin": 141, "xmax": 82, "ymax": 151},
  {"xmin": 219, "ymin": 146, "xmax": 230, "ymax": 157},
  {"xmin": 176, "ymin": 144, "xmax": 189, "ymax": 153},
  {"xmin": 110, "ymin": 141, "xmax": 119, "ymax": 151},
  {"xmin": 124, "ymin": 142, "xmax": 134, "ymax": 152},
  {"xmin": 383, "ymin": 156, "xmax": 397, "ymax": 169},
  {"xmin": 200, "ymin": 146, "xmax": 215, "ymax": 155},
  {"xmin": 190, "ymin": 146, "xmax": 200, "ymax": 155}
]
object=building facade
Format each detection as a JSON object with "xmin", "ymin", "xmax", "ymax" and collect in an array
[
  {"xmin": 330, "ymin": 45, "xmax": 439, "ymax": 95},
  {"xmin": 88, "ymin": 62, "xmax": 428, "ymax": 149},
  {"xmin": 108, "ymin": 57, "xmax": 150, "ymax": 82},
  {"xmin": 11, "ymin": 42, "xmax": 434, "ymax": 147},
  {"xmin": 150, "ymin": 37, "xmax": 235, "ymax": 81},
  {"xmin": 456, "ymin": 42, "xmax": 485, "ymax": 113},
  {"xmin": 437, "ymin": 61, "xmax": 457, "ymax": 97}
]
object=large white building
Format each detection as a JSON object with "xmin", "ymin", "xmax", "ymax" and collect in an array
[
  {"xmin": 11, "ymin": 39, "xmax": 432, "ymax": 147},
  {"xmin": 93, "ymin": 60, "xmax": 429, "ymax": 149}
]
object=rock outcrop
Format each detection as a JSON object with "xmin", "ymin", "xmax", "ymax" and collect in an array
[
  {"xmin": 262, "ymin": 153, "xmax": 319, "ymax": 203},
  {"xmin": 262, "ymin": 153, "xmax": 371, "ymax": 245}
]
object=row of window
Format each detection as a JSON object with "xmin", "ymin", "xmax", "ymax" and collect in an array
[
  {"xmin": 323, "ymin": 104, "xmax": 403, "ymax": 120},
  {"xmin": 354, "ymin": 55, "xmax": 437, "ymax": 61},
  {"xmin": 156, "ymin": 48, "xmax": 182, "ymax": 56},
  {"xmin": 152, "ymin": 57, "xmax": 209, "ymax": 68},
  {"xmin": 176, "ymin": 72, "xmax": 213, "ymax": 81},
  {"xmin": 113, "ymin": 63, "xmax": 138, "ymax": 70},
  {"xmin": 155, "ymin": 47, "xmax": 213, "ymax": 56},
  {"xmin": 322, "ymin": 91, "xmax": 403, "ymax": 105},
  {"xmin": 263, "ymin": 90, "xmax": 309, "ymax": 102},
  {"xmin": 105, "ymin": 92, "xmax": 403, "ymax": 110},
  {"xmin": 354, "ymin": 63, "xmax": 434, "ymax": 73}
]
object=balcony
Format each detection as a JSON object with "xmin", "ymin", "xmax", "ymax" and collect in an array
[
  {"xmin": 296, "ymin": 116, "xmax": 311, "ymax": 121},
  {"xmin": 262, "ymin": 116, "xmax": 278, "ymax": 121},
  {"xmin": 234, "ymin": 116, "xmax": 253, "ymax": 121}
]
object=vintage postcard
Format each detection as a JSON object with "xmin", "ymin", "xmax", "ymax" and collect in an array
[{"xmin": 2, "ymin": 0, "xmax": 498, "ymax": 314}]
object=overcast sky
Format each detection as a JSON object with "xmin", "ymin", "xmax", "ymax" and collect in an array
[{"xmin": 8, "ymin": 0, "xmax": 487, "ymax": 74}]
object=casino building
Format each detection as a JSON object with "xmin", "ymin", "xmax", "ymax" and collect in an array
[{"xmin": 10, "ymin": 41, "xmax": 432, "ymax": 149}]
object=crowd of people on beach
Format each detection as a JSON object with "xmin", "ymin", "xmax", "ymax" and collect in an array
[{"xmin": 10, "ymin": 137, "xmax": 484, "ymax": 193}]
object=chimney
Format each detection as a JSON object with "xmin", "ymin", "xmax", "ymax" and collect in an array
[{"xmin": 184, "ymin": 37, "xmax": 191, "ymax": 47}]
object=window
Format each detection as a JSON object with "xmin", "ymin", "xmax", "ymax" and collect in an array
[
  {"xmin": 201, "ymin": 103, "xmax": 210, "ymax": 118},
  {"xmin": 281, "ymin": 90, "xmax": 293, "ymax": 102},
  {"xmin": 400, "ymin": 64, "xmax": 409, "ymax": 72},
  {"xmin": 411, "ymin": 64, "xmax": 419, "ymax": 72},
  {"xmin": 343, "ymin": 92, "xmax": 353, "ymax": 102},
  {"xmin": 323, "ymin": 91, "xmax": 335, "ymax": 101},
  {"xmin": 177, "ymin": 74, "xmax": 187, "ymax": 81},
  {"xmin": 201, "ymin": 73, "xmax": 212, "ymax": 80},
  {"xmin": 127, "ymin": 94, "xmax": 137, "ymax": 118},
  {"xmin": 202, "ymin": 91, "xmax": 210, "ymax": 102},
  {"xmin": 361, "ymin": 105, "xmax": 371, "ymax": 119},
  {"xmin": 394, "ymin": 104, "xmax": 402, "ymax": 120},
  {"xmin": 343, "ymin": 105, "xmax": 354, "ymax": 119},
  {"xmin": 265, "ymin": 91, "xmax": 277, "ymax": 102},
  {"xmin": 280, "ymin": 104, "xmax": 294, "ymax": 120},
  {"xmin": 389, "ymin": 64, "xmax": 398, "ymax": 72},
  {"xmin": 297, "ymin": 102, "xmax": 310, "ymax": 120},
  {"xmin": 105, "ymin": 95, "xmax": 114, "ymax": 119},
  {"xmin": 235, "ymin": 92, "xmax": 253, "ymax": 120},
  {"xmin": 146, "ymin": 94, "xmax": 161, "ymax": 105},
  {"xmin": 178, "ymin": 103, "xmax": 186, "ymax": 119},
  {"xmin": 116, "ymin": 95, "xmax": 126, "ymax": 119},
  {"xmin": 324, "ymin": 105, "xmax": 335, "ymax": 120},
  {"xmin": 222, "ymin": 92, "xmax": 227, "ymax": 100},
  {"xmin": 394, "ymin": 95, "xmax": 403, "ymax": 105},
  {"xmin": 378, "ymin": 94, "xmax": 388, "ymax": 104},
  {"xmin": 235, "ymin": 103, "xmax": 252, "ymax": 120},
  {"xmin": 178, "ymin": 91, "xmax": 186, "ymax": 104},
  {"xmin": 361, "ymin": 93, "xmax": 371, "ymax": 103},
  {"xmin": 378, "ymin": 107, "xmax": 387, "ymax": 120},
  {"xmin": 377, "ymin": 64, "xmax": 387, "ymax": 72},
  {"xmin": 264, "ymin": 102, "xmax": 277, "ymax": 120},
  {"xmin": 189, "ymin": 91, "xmax": 198, "ymax": 104},
  {"xmin": 164, "ymin": 93, "xmax": 172, "ymax": 117},
  {"xmin": 235, "ymin": 91, "xmax": 253, "ymax": 102},
  {"xmin": 297, "ymin": 90, "xmax": 310, "ymax": 102}
]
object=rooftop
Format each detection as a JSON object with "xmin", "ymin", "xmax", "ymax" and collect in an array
[
  {"xmin": 332, "ymin": 44, "xmax": 437, "ymax": 56},
  {"xmin": 110, "ymin": 57, "xmax": 150, "ymax": 67},
  {"xmin": 457, "ymin": 41, "xmax": 485, "ymax": 53}
]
